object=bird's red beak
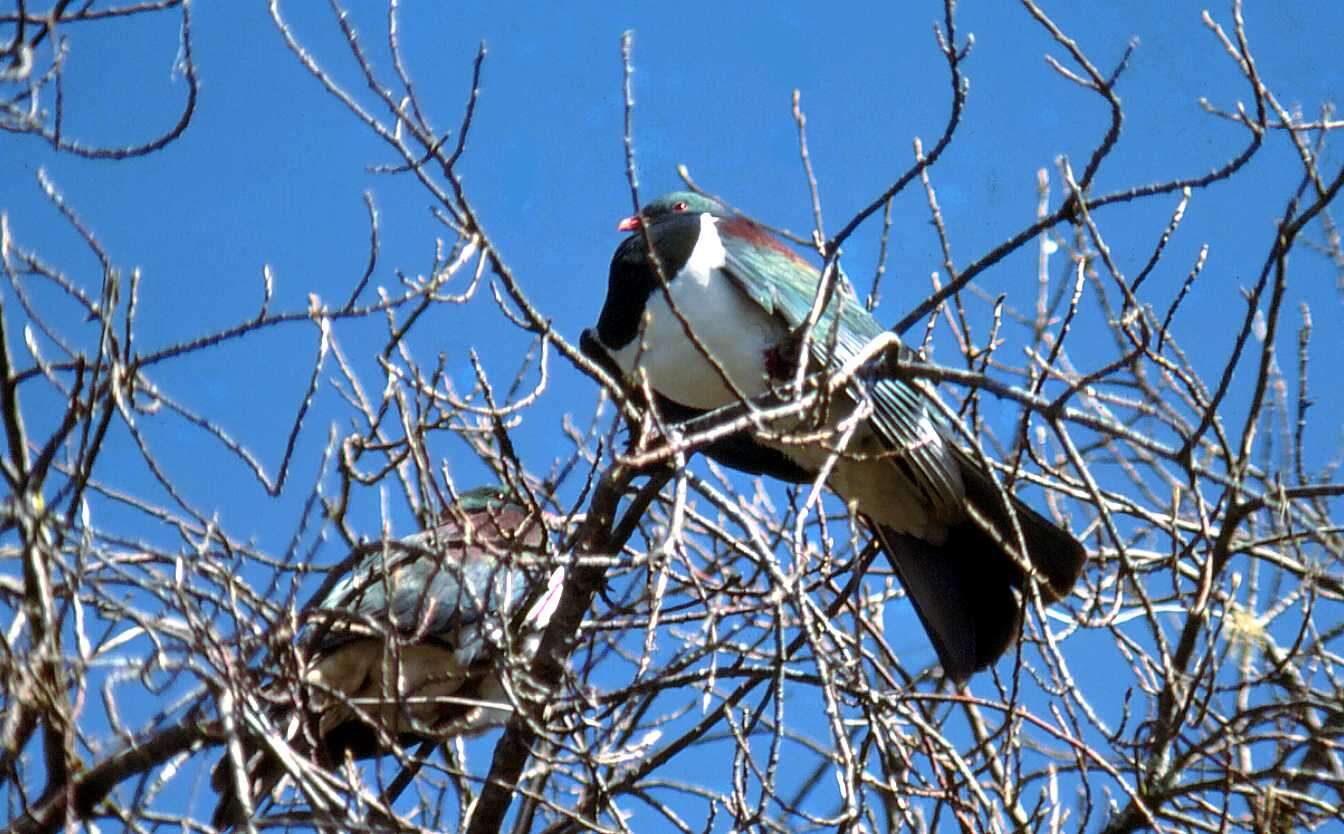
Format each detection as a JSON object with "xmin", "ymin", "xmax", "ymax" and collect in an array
[{"xmin": 617, "ymin": 214, "xmax": 643, "ymax": 232}]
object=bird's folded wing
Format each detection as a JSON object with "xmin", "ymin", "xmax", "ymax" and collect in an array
[
  {"xmin": 719, "ymin": 236, "xmax": 963, "ymax": 515},
  {"xmin": 310, "ymin": 533, "xmax": 536, "ymax": 665}
]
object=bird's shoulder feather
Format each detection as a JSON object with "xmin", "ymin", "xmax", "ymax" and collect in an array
[
  {"xmin": 308, "ymin": 505, "xmax": 543, "ymax": 659},
  {"xmin": 715, "ymin": 216, "xmax": 965, "ymax": 513}
]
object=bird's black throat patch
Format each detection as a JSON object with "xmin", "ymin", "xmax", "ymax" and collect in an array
[{"xmin": 594, "ymin": 214, "xmax": 702, "ymax": 350}]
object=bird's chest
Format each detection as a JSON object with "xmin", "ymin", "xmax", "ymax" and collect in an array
[{"xmin": 609, "ymin": 231, "xmax": 786, "ymax": 412}]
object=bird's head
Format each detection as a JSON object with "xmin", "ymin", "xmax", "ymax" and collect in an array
[
  {"xmin": 455, "ymin": 483, "xmax": 523, "ymax": 512},
  {"xmin": 446, "ymin": 483, "xmax": 545, "ymax": 549},
  {"xmin": 617, "ymin": 191, "xmax": 728, "ymax": 232}
]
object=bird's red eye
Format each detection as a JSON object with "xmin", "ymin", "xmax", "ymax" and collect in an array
[{"xmin": 673, "ymin": 201, "xmax": 689, "ymax": 212}]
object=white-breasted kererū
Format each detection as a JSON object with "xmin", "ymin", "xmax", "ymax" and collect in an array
[
  {"xmin": 580, "ymin": 191, "xmax": 1085, "ymax": 684},
  {"xmin": 211, "ymin": 485, "xmax": 563, "ymax": 828}
]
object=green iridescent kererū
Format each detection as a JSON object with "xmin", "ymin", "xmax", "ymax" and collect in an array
[
  {"xmin": 211, "ymin": 485, "xmax": 563, "ymax": 828},
  {"xmin": 580, "ymin": 191, "xmax": 1086, "ymax": 684}
]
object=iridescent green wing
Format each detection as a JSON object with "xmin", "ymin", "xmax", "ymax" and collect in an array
[
  {"xmin": 715, "ymin": 217, "xmax": 963, "ymax": 514},
  {"xmin": 312, "ymin": 492, "xmax": 542, "ymax": 663}
]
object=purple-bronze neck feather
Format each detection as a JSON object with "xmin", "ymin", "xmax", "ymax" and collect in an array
[{"xmin": 716, "ymin": 215, "xmax": 814, "ymax": 268}]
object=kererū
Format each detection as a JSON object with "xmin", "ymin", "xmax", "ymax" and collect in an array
[
  {"xmin": 211, "ymin": 485, "xmax": 563, "ymax": 828},
  {"xmin": 581, "ymin": 191, "xmax": 1085, "ymax": 684}
]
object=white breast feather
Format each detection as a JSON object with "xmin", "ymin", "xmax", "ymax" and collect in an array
[{"xmin": 610, "ymin": 214, "xmax": 784, "ymax": 411}]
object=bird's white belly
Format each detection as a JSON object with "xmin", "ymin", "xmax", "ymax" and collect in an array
[{"xmin": 610, "ymin": 221, "xmax": 785, "ymax": 411}]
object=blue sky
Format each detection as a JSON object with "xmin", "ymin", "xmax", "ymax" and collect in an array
[
  {"xmin": 4, "ymin": 1, "xmax": 1343, "ymax": 830},
  {"xmin": 8, "ymin": 1, "xmax": 1341, "ymax": 525}
]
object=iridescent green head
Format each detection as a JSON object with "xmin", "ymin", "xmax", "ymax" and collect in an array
[
  {"xmin": 455, "ymin": 484, "xmax": 522, "ymax": 512},
  {"xmin": 617, "ymin": 191, "xmax": 730, "ymax": 232}
]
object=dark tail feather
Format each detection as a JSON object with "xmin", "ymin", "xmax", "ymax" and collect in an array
[
  {"xmin": 211, "ymin": 741, "xmax": 285, "ymax": 831},
  {"xmin": 874, "ymin": 524, "xmax": 1023, "ymax": 685},
  {"xmin": 211, "ymin": 710, "xmax": 353, "ymax": 830},
  {"xmin": 212, "ymin": 701, "xmax": 330, "ymax": 832},
  {"xmin": 873, "ymin": 452, "xmax": 1086, "ymax": 683},
  {"xmin": 950, "ymin": 445, "xmax": 1086, "ymax": 600}
]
